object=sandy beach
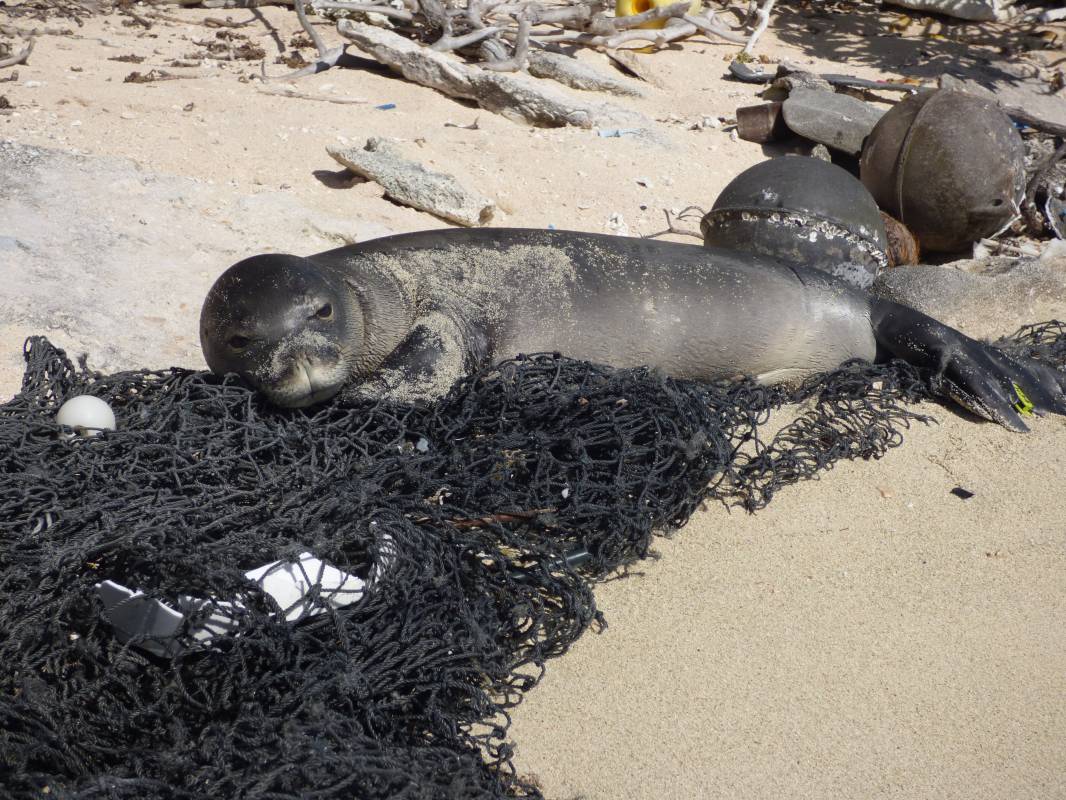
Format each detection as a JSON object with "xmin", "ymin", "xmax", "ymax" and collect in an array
[{"xmin": 2, "ymin": 2, "xmax": 1065, "ymax": 797}]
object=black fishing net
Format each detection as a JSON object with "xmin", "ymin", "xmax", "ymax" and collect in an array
[{"xmin": 2, "ymin": 324, "xmax": 1064, "ymax": 799}]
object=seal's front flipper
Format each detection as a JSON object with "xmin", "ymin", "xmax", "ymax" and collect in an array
[
  {"xmin": 345, "ymin": 311, "xmax": 483, "ymax": 405},
  {"xmin": 870, "ymin": 299, "xmax": 1066, "ymax": 432}
]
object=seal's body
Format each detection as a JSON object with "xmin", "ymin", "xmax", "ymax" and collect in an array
[{"xmin": 201, "ymin": 228, "xmax": 1066, "ymax": 431}]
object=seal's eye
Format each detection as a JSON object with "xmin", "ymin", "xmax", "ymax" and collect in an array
[
  {"xmin": 315, "ymin": 303, "xmax": 333, "ymax": 320},
  {"xmin": 228, "ymin": 335, "xmax": 250, "ymax": 352}
]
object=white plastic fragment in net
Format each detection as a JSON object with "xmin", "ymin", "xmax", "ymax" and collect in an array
[
  {"xmin": 245, "ymin": 552, "xmax": 367, "ymax": 622},
  {"xmin": 96, "ymin": 546, "xmax": 384, "ymax": 656}
]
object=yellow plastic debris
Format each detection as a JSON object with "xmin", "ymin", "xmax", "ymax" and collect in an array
[{"xmin": 615, "ymin": 0, "xmax": 701, "ymax": 30}]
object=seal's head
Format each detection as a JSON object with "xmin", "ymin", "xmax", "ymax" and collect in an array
[{"xmin": 200, "ymin": 254, "xmax": 356, "ymax": 408}]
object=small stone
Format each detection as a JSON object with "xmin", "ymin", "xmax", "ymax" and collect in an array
[
  {"xmin": 781, "ymin": 89, "xmax": 885, "ymax": 157},
  {"xmin": 119, "ymin": 111, "xmax": 137, "ymax": 120},
  {"xmin": 327, "ymin": 138, "xmax": 495, "ymax": 227},
  {"xmin": 773, "ymin": 70, "xmax": 833, "ymax": 93},
  {"xmin": 872, "ymin": 242, "xmax": 1066, "ymax": 340},
  {"xmin": 810, "ymin": 143, "xmax": 832, "ymax": 162},
  {"xmin": 605, "ymin": 212, "xmax": 629, "ymax": 236}
]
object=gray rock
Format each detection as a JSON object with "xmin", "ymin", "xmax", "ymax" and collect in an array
[
  {"xmin": 940, "ymin": 65, "xmax": 1066, "ymax": 133},
  {"xmin": 527, "ymin": 50, "xmax": 643, "ymax": 98},
  {"xmin": 338, "ymin": 20, "xmax": 653, "ymax": 131},
  {"xmin": 327, "ymin": 138, "xmax": 495, "ymax": 227},
  {"xmin": 810, "ymin": 144, "xmax": 832, "ymax": 162},
  {"xmin": 872, "ymin": 241, "xmax": 1066, "ymax": 340},
  {"xmin": 0, "ymin": 236, "xmax": 29, "ymax": 252},
  {"xmin": 782, "ymin": 89, "xmax": 885, "ymax": 157}
]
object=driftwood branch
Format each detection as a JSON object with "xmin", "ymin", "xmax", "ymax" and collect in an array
[
  {"xmin": 527, "ymin": 49, "xmax": 642, "ymax": 96},
  {"xmin": 200, "ymin": 0, "xmax": 293, "ymax": 6},
  {"xmin": 295, "ymin": 0, "xmax": 328, "ymax": 56},
  {"xmin": 337, "ymin": 19, "xmax": 651, "ymax": 129},
  {"xmin": 606, "ymin": 1, "xmax": 690, "ymax": 32},
  {"xmin": 204, "ymin": 15, "xmax": 258, "ymax": 27},
  {"xmin": 245, "ymin": 0, "xmax": 768, "ymax": 85},
  {"xmin": 481, "ymin": 15, "xmax": 529, "ymax": 72},
  {"xmin": 645, "ymin": 206, "xmax": 705, "ymax": 240},
  {"xmin": 313, "ymin": 0, "xmax": 416, "ymax": 22},
  {"xmin": 742, "ymin": 0, "xmax": 775, "ymax": 54},
  {"xmin": 1, "ymin": 23, "xmax": 71, "ymax": 36},
  {"xmin": 535, "ymin": 6, "xmax": 736, "ymax": 49},
  {"xmin": 0, "ymin": 38, "xmax": 35, "ymax": 69},
  {"xmin": 683, "ymin": 13, "xmax": 746, "ymax": 44},
  {"xmin": 262, "ymin": 0, "xmax": 347, "ymax": 80},
  {"xmin": 1023, "ymin": 139, "xmax": 1066, "ymax": 235},
  {"xmin": 257, "ymin": 83, "xmax": 368, "ymax": 103},
  {"xmin": 432, "ymin": 25, "xmax": 502, "ymax": 52},
  {"xmin": 316, "ymin": 0, "xmax": 748, "ymax": 72}
]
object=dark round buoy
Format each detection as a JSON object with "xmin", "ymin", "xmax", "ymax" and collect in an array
[
  {"xmin": 859, "ymin": 88, "xmax": 1025, "ymax": 253},
  {"xmin": 701, "ymin": 156, "xmax": 889, "ymax": 288}
]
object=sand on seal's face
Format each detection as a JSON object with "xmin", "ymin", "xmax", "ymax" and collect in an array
[{"xmin": 255, "ymin": 328, "xmax": 351, "ymax": 407}]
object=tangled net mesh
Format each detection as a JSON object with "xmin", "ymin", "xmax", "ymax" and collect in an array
[{"xmin": 2, "ymin": 323, "xmax": 1064, "ymax": 799}]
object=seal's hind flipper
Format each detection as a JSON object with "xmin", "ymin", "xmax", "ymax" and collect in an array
[{"xmin": 870, "ymin": 298, "xmax": 1066, "ymax": 432}]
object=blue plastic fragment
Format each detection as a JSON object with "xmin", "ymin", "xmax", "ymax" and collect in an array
[{"xmin": 375, "ymin": 103, "xmax": 397, "ymax": 110}]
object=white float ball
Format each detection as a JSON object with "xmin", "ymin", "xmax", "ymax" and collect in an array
[{"xmin": 56, "ymin": 395, "xmax": 116, "ymax": 437}]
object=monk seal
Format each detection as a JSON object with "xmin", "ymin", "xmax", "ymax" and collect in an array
[{"xmin": 200, "ymin": 228, "xmax": 1066, "ymax": 431}]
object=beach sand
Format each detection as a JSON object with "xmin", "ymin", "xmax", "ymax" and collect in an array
[{"xmin": 511, "ymin": 408, "xmax": 1066, "ymax": 799}]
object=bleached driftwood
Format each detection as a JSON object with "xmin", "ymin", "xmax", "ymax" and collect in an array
[
  {"xmin": 263, "ymin": 0, "xmax": 346, "ymax": 80},
  {"xmin": 321, "ymin": 0, "xmax": 748, "ymax": 70},
  {"xmin": 337, "ymin": 20, "xmax": 651, "ymax": 129},
  {"xmin": 742, "ymin": 0, "xmax": 774, "ymax": 54},
  {"xmin": 327, "ymin": 137, "xmax": 496, "ymax": 227},
  {"xmin": 257, "ymin": 84, "xmax": 368, "ymax": 103},
  {"xmin": 526, "ymin": 49, "xmax": 643, "ymax": 97},
  {"xmin": 156, "ymin": 0, "xmax": 294, "ymax": 5},
  {"xmin": 604, "ymin": 49, "xmax": 665, "ymax": 88},
  {"xmin": 883, "ymin": 0, "xmax": 1017, "ymax": 22},
  {"xmin": 0, "ymin": 39, "xmax": 34, "ymax": 70},
  {"xmin": 157, "ymin": 0, "xmax": 773, "ymax": 86}
]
